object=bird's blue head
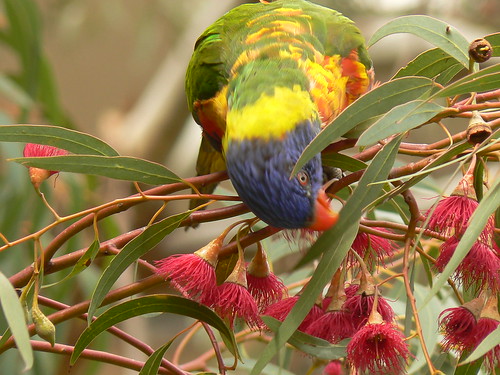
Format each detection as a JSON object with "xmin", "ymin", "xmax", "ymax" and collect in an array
[{"xmin": 225, "ymin": 120, "xmax": 338, "ymax": 230}]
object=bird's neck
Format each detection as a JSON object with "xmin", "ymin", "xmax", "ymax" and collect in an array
[{"xmin": 224, "ymin": 60, "xmax": 319, "ymax": 147}]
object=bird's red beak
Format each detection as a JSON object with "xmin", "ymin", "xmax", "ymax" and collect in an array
[{"xmin": 308, "ymin": 189, "xmax": 338, "ymax": 231}]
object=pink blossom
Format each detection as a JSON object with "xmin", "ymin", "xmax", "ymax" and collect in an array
[{"xmin": 347, "ymin": 321, "xmax": 409, "ymax": 375}]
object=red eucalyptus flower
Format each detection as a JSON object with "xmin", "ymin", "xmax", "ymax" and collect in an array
[
  {"xmin": 246, "ymin": 244, "xmax": 287, "ymax": 312},
  {"xmin": 155, "ymin": 237, "xmax": 220, "ymax": 304},
  {"xmin": 343, "ymin": 270, "xmax": 394, "ymax": 330},
  {"xmin": 212, "ymin": 246, "xmax": 260, "ymax": 328},
  {"xmin": 305, "ymin": 309, "xmax": 354, "ymax": 343},
  {"xmin": 347, "ymin": 312, "xmax": 409, "ymax": 375},
  {"xmin": 23, "ymin": 143, "xmax": 69, "ymax": 188},
  {"xmin": 439, "ymin": 295, "xmax": 500, "ymax": 371},
  {"xmin": 474, "ymin": 296, "xmax": 500, "ymax": 371},
  {"xmin": 426, "ymin": 174, "xmax": 494, "ymax": 240},
  {"xmin": 306, "ymin": 269, "xmax": 355, "ymax": 343},
  {"xmin": 349, "ymin": 227, "xmax": 396, "ymax": 267},
  {"xmin": 323, "ymin": 360, "xmax": 345, "ymax": 375},
  {"xmin": 439, "ymin": 297, "xmax": 483, "ymax": 353},
  {"xmin": 436, "ymin": 236, "xmax": 500, "ymax": 292},
  {"xmin": 264, "ymin": 295, "xmax": 324, "ymax": 332}
]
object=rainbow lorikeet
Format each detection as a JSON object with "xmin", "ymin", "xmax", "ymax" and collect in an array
[{"xmin": 186, "ymin": 0, "xmax": 372, "ymax": 230}]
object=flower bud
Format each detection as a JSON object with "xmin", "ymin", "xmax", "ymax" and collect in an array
[
  {"xmin": 23, "ymin": 143, "xmax": 69, "ymax": 189},
  {"xmin": 468, "ymin": 38, "xmax": 493, "ymax": 63},
  {"xmin": 466, "ymin": 111, "xmax": 492, "ymax": 145},
  {"xmin": 31, "ymin": 305, "xmax": 56, "ymax": 346}
]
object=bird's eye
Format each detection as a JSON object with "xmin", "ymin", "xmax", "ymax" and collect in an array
[{"xmin": 297, "ymin": 171, "xmax": 309, "ymax": 186}]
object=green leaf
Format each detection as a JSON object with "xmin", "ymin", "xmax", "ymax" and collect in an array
[
  {"xmin": 87, "ymin": 211, "xmax": 190, "ymax": 323},
  {"xmin": 252, "ymin": 136, "xmax": 403, "ymax": 375},
  {"xmin": 293, "ymin": 77, "xmax": 435, "ymax": 175},
  {"xmin": 454, "ymin": 352, "xmax": 483, "ymax": 375},
  {"xmin": 43, "ymin": 239, "xmax": 101, "ymax": 288},
  {"xmin": 72, "ymin": 295, "xmax": 237, "ymax": 365},
  {"xmin": 322, "ymin": 153, "xmax": 366, "ymax": 172},
  {"xmin": 434, "ymin": 63, "xmax": 500, "ymax": 98},
  {"xmin": 139, "ymin": 339, "xmax": 174, "ymax": 375},
  {"xmin": 11, "ymin": 154, "xmax": 181, "ymax": 185},
  {"xmin": 262, "ymin": 317, "xmax": 346, "ymax": 360},
  {"xmin": 357, "ymin": 100, "xmax": 443, "ymax": 146},
  {"xmin": 484, "ymin": 32, "xmax": 500, "ymax": 57},
  {"xmin": 0, "ymin": 272, "xmax": 33, "ymax": 370},
  {"xmin": 368, "ymin": 15, "xmax": 470, "ymax": 68},
  {"xmin": 393, "ymin": 48, "xmax": 463, "ymax": 84},
  {"xmin": 422, "ymin": 174, "xmax": 500, "ymax": 308},
  {"xmin": 461, "ymin": 325, "xmax": 500, "ymax": 365},
  {"xmin": 0, "ymin": 124, "xmax": 118, "ymax": 156}
]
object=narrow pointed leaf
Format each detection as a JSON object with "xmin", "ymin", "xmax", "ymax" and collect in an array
[
  {"xmin": 434, "ymin": 63, "xmax": 500, "ymax": 98},
  {"xmin": 0, "ymin": 272, "xmax": 33, "ymax": 370},
  {"xmin": 252, "ymin": 136, "xmax": 403, "ymax": 375},
  {"xmin": 87, "ymin": 211, "xmax": 191, "ymax": 323},
  {"xmin": 461, "ymin": 325, "xmax": 500, "ymax": 364},
  {"xmin": 454, "ymin": 353, "xmax": 483, "ymax": 375},
  {"xmin": 262, "ymin": 317, "xmax": 346, "ymax": 360},
  {"xmin": 422, "ymin": 175, "xmax": 500, "ymax": 308},
  {"xmin": 357, "ymin": 100, "xmax": 443, "ymax": 146},
  {"xmin": 0, "ymin": 125, "xmax": 118, "ymax": 156},
  {"xmin": 139, "ymin": 339, "xmax": 174, "ymax": 375},
  {"xmin": 368, "ymin": 15, "xmax": 470, "ymax": 67},
  {"xmin": 296, "ymin": 135, "xmax": 404, "ymax": 268},
  {"xmin": 293, "ymin": 77, "xmax": 435, "ymax": 175},
  {"xmin": 43, "ymin": 239, "xmax": 101, "ymax": 288},
  {"xmin": 72, "ymin": 295, "xmax": 237, "ymax": 365},
  {"xmin": 484, "ymin": 32, "xmax": 500, "ymax": 57},
  {"xmin": 393, "ymin": 48, "xmax": 463, "ymax": 84},
  {"xmin": 11, "ymin": 154, "xmax": 181, "ymax": 185},
  {"xmin": 322, "ymin": 153, "xmax": 366, "ymax": 172}
]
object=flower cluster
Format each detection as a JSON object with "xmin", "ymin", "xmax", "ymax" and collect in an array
[
  {"xmin": 426, "ymin": 172, "xmax": 499, "ymax": 292},
  {"xmin": 264, "ymin": 267, "xmax": 409, "ymax": 374},
  {"xmin": 439, "ymin": 295, "xmax": 499, "ymax": 371},
  {"xmin": 156, "ymin": 235, "xmax": 286, "ymax": 328}
]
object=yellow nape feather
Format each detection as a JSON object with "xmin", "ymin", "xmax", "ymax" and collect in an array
[{"xmin": 224, "ymin": 85, "xmax": 317, "ymax": 147}]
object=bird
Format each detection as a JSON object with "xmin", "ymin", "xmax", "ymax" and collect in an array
[{"xmin": 186, "ymin": 0, "xmax": 372, "ymax": 231}]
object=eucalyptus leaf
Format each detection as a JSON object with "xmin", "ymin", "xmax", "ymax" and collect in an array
[
  {"xmin": 0, "ymin": 124, "xmax": 118, "ymax": 156},
  {"xmin": 0, "ymin": 272, "xmax": 33, "ymax": 370},
  {"xmin": 393, "ymin": 48, "xmax": 463, "ymax": 84},
  {"xmin": 434, "ymin": 63, "xmax": 500, "ymax": 98},
  {"xmin": 87, "ymin": 211, "xmax": 191, "ymax": 323},
  {"xmin": 322, "ymin": 153, "xmax": 366, "ymax": 172},
  {"xmin": 368, "ymin": 15, "xmax": 470, "ymax": 67},
  {"xmin": 139, "ymin": 339, "xmax": 174, "ymax": 375},
  {"xmin": 484, "ymin": 32, "xmax": 500, "ymax": 57},
  {"xmin": 357, "ymin": 100, "xmax": 443, "ymax": 146},
  {"xmin": 11, "ymin": 154, "xmax": 181, "ymax": 185},
  {"xmin": 72, "ymin": 295, "xmax": 237, "ymax": 365},
  {"xmin": 43, "ymin": 239, "xmax": 101, "ymax": 288}
]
